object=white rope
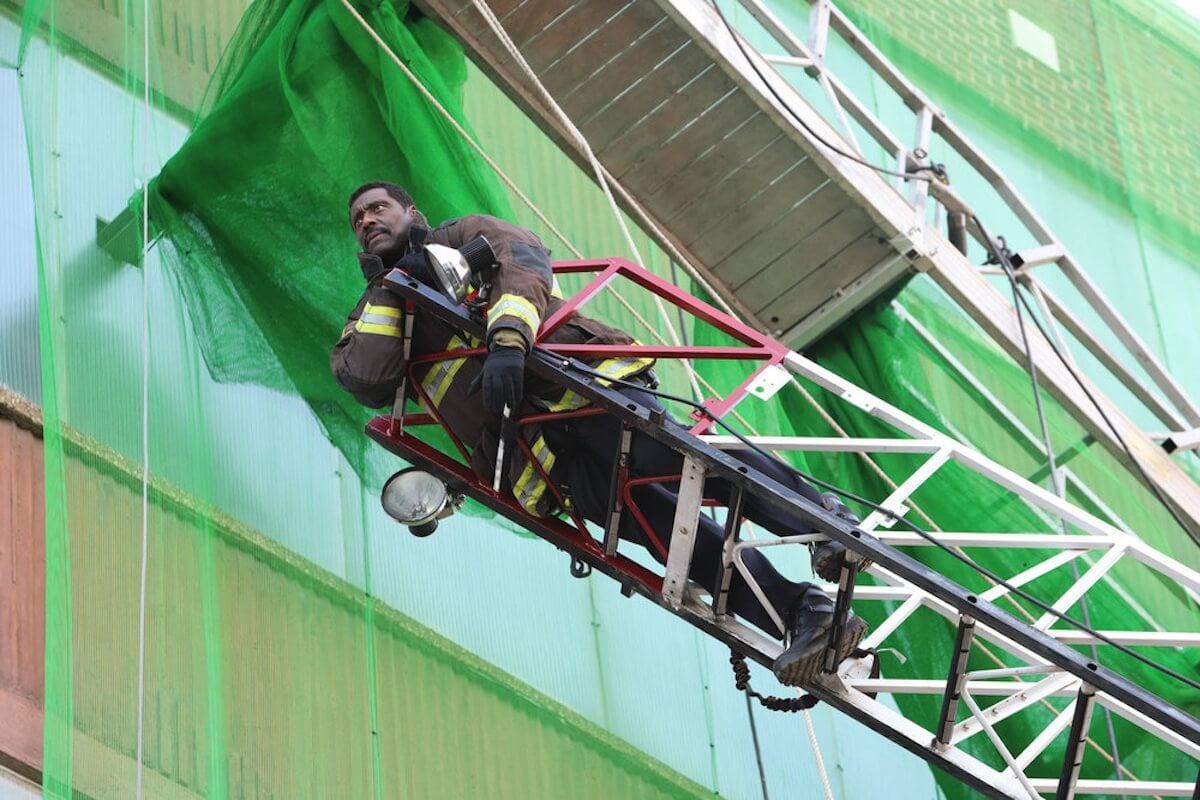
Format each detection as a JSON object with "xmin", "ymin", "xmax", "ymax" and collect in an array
[
  {"xmin": 338, "ymin": 0, "xmax": 583, "ymax": 260},
  {"xmin": 802, "ymin": 707, "xmax": 837, "ymax": 800},
  {"xmin": 339, "ymin": 0, "xmax": 713, "ymax": 400},
  {"xmin": 135, "ymin": 0, "xmax": 152, "ymax": 794},
  {"xmin": 468, "ymin": 0, "xmax": 644, "ymax": 266},
  {"xmin": 466, "ymin": 0, "xmax": 706, "ymax": 401},
  {"xmin": 454, "ymin": 1, "xmax": 740, "ymax": 320}
]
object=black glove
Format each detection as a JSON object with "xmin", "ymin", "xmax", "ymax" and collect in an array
[
  {"xmin": 473, "ymin": 346, "xmax": 525, "ymax": 432},
  {"xmin": 396, "ymin": 250, "xmax": 435, "ymax": 286}
]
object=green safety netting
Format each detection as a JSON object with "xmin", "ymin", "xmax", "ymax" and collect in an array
[
  {"xmin": 147, "ymin": 0, "xmax": 514, "ymax": 482},
  {"xmin": 23, "ymin": 0, "xmax": 713, "ymax": 796},
  {"xmin": 17, "ymin": 0, "xmax": 1199, "ymax": 796}
]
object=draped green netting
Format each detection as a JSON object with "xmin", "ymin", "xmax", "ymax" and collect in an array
[
  {"xmin": 21, "ymin": 0, "xmax": 712, "ymax": 796},
  {"xmin": 147, "ymin": 0, "xmax": 514, "ymax": 486},
  {"xmin": 20, "ymin": 0, "xmax": 1199, "ymax": 796}
]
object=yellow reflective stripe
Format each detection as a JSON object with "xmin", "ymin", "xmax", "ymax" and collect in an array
[
  {"xmin": 541, "ymin": 347, "xmax": 655, "ymax": 412},
  {"xmin": 353, "ymin": 301, "xmax": 404, "ymax": 336},
  {"xmin": 420, "ymin": 336, "xmax": 473, "ymax": 406},
  {"xmin": 488, "ymin": 293, "xmax": 541, "ymax": 335},
  {"xmin": 551, "ymin": 277, "xmax": 564, "ymax": 300},
  {"xmin": 594, "ymin": 354, "xmax": 656, "ymax": 382},
  {"xmin": 355, "ymin": 319, "xmax": 403, "ymax": 337},
  {"xmin": 513, "ymin": 435, "xmax": 555, "ymax": 514},
  {"xmin": 543, "ymin": 388, "xmax": 587, "ymax": 413},
  {"xmin": 363, "ymin": 302, "xmax": 401, "ymax": 319}
]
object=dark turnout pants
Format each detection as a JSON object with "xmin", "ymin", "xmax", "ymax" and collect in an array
[{"xmin": 544, "ymin": 385, "xmax": 823, "ymax": 637}]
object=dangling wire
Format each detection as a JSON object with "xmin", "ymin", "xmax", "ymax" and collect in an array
[
  {"xmin": 466, "ymin": 0, "xmax": 706, "ymax": 402},
  {"xmin": 971, "ymin": 214, "xmax": 1200, "ymax": 550},
  {"xmin": 557, "ymin": 359, "xmax": 1200, "ymax": 693},
  {"xmin": 135, "ymin": 0, "xmax": 152, "ymax": 794},
  {"xmin": 802, "ymin": 707, "xmax": 836, "ymax": 800}
]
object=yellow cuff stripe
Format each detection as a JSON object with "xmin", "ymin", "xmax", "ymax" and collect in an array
[
  {"xmin": 354, "ymin": 319, "xmax": 403, "ymax": 337},
  {"xmin": 488, "ymin": 293, "xmax": 541, "ymax": 336},
  {"xmin": 513, "ymin": 435, "xmax": 556, "ymax": 515},
  {"xmin": 363, "ymin": 302, "xmax": 402, "ymax": 319},
  {"xmin": 420, "ymin": 336, "xmax": 474, "ymax": 406}
]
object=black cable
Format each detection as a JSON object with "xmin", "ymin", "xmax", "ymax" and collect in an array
[
  {"xmin": 714, "ymin": 0, "xmax": 1195, "ymax": 545},
  {"xmin": 971, "ymin": 214, "xmax": 1200, "ymax": 551},
  {"xmin": 708, "ymin": 0, "xmax": 938, "ymax": 185},
  {"xmin": 552, "ymin": 358, "xmax": 1200, "ymax": 693},
  {"xmin": 711, "ymin": 0, "xmax": 1199, "ymax": 540}
]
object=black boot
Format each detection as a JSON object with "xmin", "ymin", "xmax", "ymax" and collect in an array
[
  {"xmin": 772, "ymin": 586, "xmax": 869, "ymax": 687},
  {"xmin": 810, "ymin": 492, "xmax": 873, "ymax": 582}
]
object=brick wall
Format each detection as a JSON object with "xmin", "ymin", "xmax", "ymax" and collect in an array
[
  {"xmin": 0, "ymin": 414, "xmax": 44, "ymax": 783},
  {"xmin": 839, "ymin": 0, "xmax": 1200, "ymax": 249}
]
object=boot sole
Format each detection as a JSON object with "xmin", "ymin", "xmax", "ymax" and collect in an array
[
  {"xmin": 813, "ymin": 547, "xmax": 873, "ymax": 583},
  {"xmin": 773, "ymin": 615, "xmax": 869, "ymax": 688},
  {"xmin": 811, "ymin": 547, "xmax": 843, "ymax": 583}
]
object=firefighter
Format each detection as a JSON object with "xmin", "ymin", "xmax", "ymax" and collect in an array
[{"xmin": 332, "ymin": 182, "xmax": 868, "ymax": 686}]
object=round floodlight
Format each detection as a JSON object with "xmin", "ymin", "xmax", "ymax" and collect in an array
[{"xmin": 381, "ymin": 468, "xmax": 448, "ymax": 535}]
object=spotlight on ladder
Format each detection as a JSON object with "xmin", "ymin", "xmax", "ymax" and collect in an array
[{"xmin": 380, "ymin": 468, "xmax": 461, "ymax": 537}]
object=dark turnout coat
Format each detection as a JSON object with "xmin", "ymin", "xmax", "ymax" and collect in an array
[{"xmin": 332, "ymin": 214, "xmax": 654, "ymax": 516}]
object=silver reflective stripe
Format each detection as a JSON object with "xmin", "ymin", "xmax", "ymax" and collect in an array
[
  {"xmin": 421, "ymin": 336, "xmax": 473, "ymax": 406},
  {"xmin": 514, "ymin": 435, "xmax": 555, "ymax": 514},
  {"xmin": 542, "ymin": 355, "xmax": 655, "ymax": 411},
  {"xmin": 360, "ymin": 312, "xmax": 401, "ymax": 327}
]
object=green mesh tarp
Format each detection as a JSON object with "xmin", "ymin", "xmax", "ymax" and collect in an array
[
  {"xmin": 20, "ymin": 0, "xmax": 712, "ymax": 796},
  {"xmin": 18, "ymin": 0, "xmax": 1200, "ymax": 796},
  {"xmin": 147, "ymin": 0, "xmax": 514, "ymax": 483}
]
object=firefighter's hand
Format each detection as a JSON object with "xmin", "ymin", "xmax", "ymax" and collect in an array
[
  {"xmin": 475, "ymin": 345, "xmax": 525, "ymax": 433},
  {"xmin": 396, "ymin": 250, "xmax": 434, "ymax": 286}
]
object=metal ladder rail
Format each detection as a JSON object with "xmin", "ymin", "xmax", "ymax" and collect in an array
[
  {"xmin": 374, "ymin": 267, "xmax": 1200, "ymax": 799},
  {"xmin": 655, "ymin": 0, "xmax": 1200, "ymax": 542},
  {"xmin": 406, "ymin": 0, "xmax": 1200, "ymax": 535},
  {"xmin": 731, "ymin": 0, "xmax": 1200, "ymax": 432}
]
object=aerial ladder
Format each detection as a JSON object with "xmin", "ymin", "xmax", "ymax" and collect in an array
[
  {"xmin": 403, "ymin": 0, "xmax": 1200, "ymax": 539},
  {"xmin": 335, "ymin": 0, "xmax": 1200, "ymax": 796},
  {"xmin": 366, "ymin": 260, "xmax": 1200, "ymax": 800}
]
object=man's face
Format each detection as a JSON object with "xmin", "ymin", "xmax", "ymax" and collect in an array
[{"xmin": 350, "ymin": 188, "xmax": 416, "ymax": 263}]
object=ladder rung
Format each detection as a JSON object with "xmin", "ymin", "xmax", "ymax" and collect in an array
[
  {"xmin": 603, "ymin": 424, "xmax": 634, "ymax": 556},
  {"xmin": 935, "ymin": 616, "xmax": 976, "ymax": 746},
  {"xmin": 713, "ymin": 487, "xmax": 745, "ymax": 619},
  {"xmin": 1055, "ymin": 683, "xmax": 1097, "ymax": 800}
]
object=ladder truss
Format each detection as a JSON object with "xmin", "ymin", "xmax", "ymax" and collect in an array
[
  {"xmin": 366, "ymin": 258, "xmax": 1200, "ymax": 800},
  {"xmin": 408, "ymin": 0, "xmax": 1200, "ymax": 538}
]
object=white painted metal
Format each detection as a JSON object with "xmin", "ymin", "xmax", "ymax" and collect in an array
[
  {"xmin": 1051, "ymin": 630, "xmax": 1200, "ymax": 647},
  {"xmin": 858, "ymin": 447, "xmax": 949, "ymax": 530},
  {"xmin": 663, "ymin": 455, "xmax": 707, "ymax": 607},
  {"xmin": 1012, "ymin": 699, "xmax": 1077, "ymax": 771},
  {"xmin": 1028, "ymin": 780, "xmax": 1195, "ymax": 797},
  {"xmin": 950, "ymin": 671, "xmax": 1080, "ymax": 746},
  {"xmin": 875, "ymin": 532, "xmax": 1114, "ymax": 549},
  {"xmin": 718, "ymin": 0, "xmax": 1200, "ymax": 530},
  {"xmin": 977, "ymin": 550, "xmax": 1088, "ymax": 604},
  {"xmin": 719, "ymin": 349, "xmax": 1197, "ymax": 795},
  {"xmin": 1165, "ymin": 427, "xmax": 1200, "ymax": 454},
  {"xmin": 701, "ymin": 434, "xmax": 942, "ymax": 453},
  {"xmin": 1033, "ymin": 545, "xmax": 1126, "ymax": 630},
  {"xmin": 397, "ymin": 0, "xmax": 1200, "ymax": 794},
  {"xmin": 1013, "ymin": 244, "xmax": 1065, "ymax": 269},
  {"xmin": 845, "ymin": 678, "xmax": 1076, "ymax": 697}
]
